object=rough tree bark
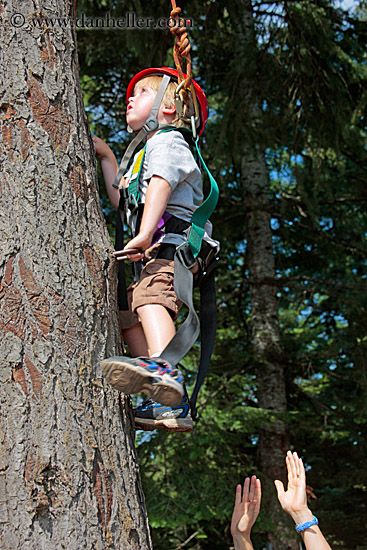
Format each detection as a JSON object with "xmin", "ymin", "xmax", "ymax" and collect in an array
[
  {"xmin": 0, "ymin": 1, "xmax": 152, "ymax": 548},
  {"xmin": 242, "ymin": 143, "xmax": 297, "ymax": 549},
  {"xmin": 236, "ymin": 1, "xmax": 297, "ymax": 548}
]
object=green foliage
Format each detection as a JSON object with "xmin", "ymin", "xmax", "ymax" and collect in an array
[
  {"xmin": 136, "ymin": 380, "xmax": 267, "ymax": 549},
  {"xmin": 78, "ymin": 0, "xmax": 367, "ymax": 547}
]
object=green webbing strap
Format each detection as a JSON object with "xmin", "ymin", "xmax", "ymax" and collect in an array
[
  {"xmin": 189, "ymin": 137, "xmax": 219, "ymax": 257},
  {"xmin": 157, "ymin": 129, "xmax": 219, "ymax": 257}
]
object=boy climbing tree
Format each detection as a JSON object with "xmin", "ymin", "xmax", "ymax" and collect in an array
[{"xmin": 94, "ymin": 66, "xmax": 219, "ymax": 433}]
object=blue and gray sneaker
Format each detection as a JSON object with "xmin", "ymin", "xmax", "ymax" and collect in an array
[
  {"xmin": 101, "ymin": 356, "xmax": 185, "ymax": 407},
  {"xmin": 134, "ymin": 396, "xmax": 193, "ymax": 433}
]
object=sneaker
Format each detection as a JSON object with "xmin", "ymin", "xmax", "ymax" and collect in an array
[
  {"xmin": 134, "ymin": 397, "xmax": 193, "ymax": 433},
  {"xmin": 101, "ymin": 356, "xmax": 185, "ymax": 407}
]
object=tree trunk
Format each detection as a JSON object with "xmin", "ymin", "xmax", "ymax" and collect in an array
[
  {"xmin": 242, "ymin": 144, "xmax": 296, "ymax": 549},
  {"xmin": 237, "ymin": 1, "xmax": 297, "ymax": 548},
  {"xmin": 0, "ymin": 1, "xmax": 152, "ymax": 548}
]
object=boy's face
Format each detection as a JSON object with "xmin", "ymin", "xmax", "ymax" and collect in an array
[
  {"xmin": 126, "ymin": 83, "xmax": 157, "ymax": 131},
  {"xmin": 126, "ymin": 80, "xmax": 176, "ymax": 131}
]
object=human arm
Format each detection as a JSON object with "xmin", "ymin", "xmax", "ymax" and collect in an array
[
  {"xmin": 93, "ymin": 137, "xmax": 121, "ymax": 210},
  {"xmin": 274, "ymin": 451, "xmax": 332, "ymax": 550},
  {"xmin": 122, "ymin": 175, "xmax": 172, "ymax": 261},
  {"xmin": 230, "ymin": 476, "xmax": 261, "ymax": 550}
]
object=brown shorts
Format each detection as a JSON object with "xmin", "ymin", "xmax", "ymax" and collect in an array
[{"xmin": 119, "ymin": 258, "xmax": 182, "ymax": 330}]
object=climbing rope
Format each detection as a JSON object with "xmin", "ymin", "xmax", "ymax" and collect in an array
[
  {"xmin": 169, "ymin": 0, "xmax": 200, "ymax": 128},
  {"xmin": 169, "ymin": 0, "xmax": 192, "ymax": 88}
]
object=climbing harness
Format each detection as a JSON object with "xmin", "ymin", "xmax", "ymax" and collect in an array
[
  {"xmin": 114, "ymin": 2, "xmax": 219, "ymax": 419},
  {"xmin": 117, "ymin": 123, "xmax": 219, "ymax": 419}
]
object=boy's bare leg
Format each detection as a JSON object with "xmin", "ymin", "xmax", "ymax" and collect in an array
[
  {"xmin": 136, "ymin": 304, "xmax": 175, "ymax": 357},
  {"xmin": 122, "ymin": 322, "xmax": 149, "ymax": 358}
]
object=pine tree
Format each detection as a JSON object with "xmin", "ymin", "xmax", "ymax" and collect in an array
[
  {"xmin": 75, "ymin": 0, "xmax": 367, "ymax": 547},
  {"xmin": 0, "ymin": 2, "xmax": 152, "ymax": 547}
]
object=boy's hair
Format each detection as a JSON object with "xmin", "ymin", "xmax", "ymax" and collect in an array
[{"xmin": 135, "ymin": 76, "xmax": 193, "ymax": 128}]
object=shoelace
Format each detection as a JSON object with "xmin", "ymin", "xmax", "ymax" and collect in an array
[
  {"xmin": 157, "ymin": 366, "xmax": 170, "ymax": 376},
  {"xmin": 139, "ymin": 358, "xmax": 179, "ymax": 377}
]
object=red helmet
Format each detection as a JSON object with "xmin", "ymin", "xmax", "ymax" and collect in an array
[{"xmin": 126, "ymin": 67, "xmax": 208, "ymax": 135}]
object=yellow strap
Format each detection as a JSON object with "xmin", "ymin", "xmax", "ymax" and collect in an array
[{"xmin": 128, "ymin": 146, "xmax": 146, "ymax": 200}]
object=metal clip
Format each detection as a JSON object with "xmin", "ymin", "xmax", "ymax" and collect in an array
[
  {"xmin": 191, "ymin": 115, "xmax": 197, "ymax": 140},
  {"xmin": 174, "ymin": 93, "xmax": 184, "ymax": 118}
]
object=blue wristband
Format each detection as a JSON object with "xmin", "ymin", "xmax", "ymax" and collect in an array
[{"xmin": 295, "ymin": 515, "xmax": 318, "ymax": 532}]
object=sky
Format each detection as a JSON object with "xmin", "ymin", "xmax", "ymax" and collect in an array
[{"xmin": 339, "ymin": 0, "xmax": 359, "ymax": 10}]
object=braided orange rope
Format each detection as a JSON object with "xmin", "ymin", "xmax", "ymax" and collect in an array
[
  {"xmin": 169, "ymin": 0, "xmax": 200, "ymax": 131},
  {"xmin": 170, "ymin": 0, "xmax": 192, "ymax": 89}
]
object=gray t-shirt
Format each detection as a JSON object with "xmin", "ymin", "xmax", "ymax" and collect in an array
[{"xmin": 126, "ymin": 130, "xmax": 209, "ymax": 246}]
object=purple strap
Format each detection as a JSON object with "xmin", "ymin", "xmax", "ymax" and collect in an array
[{"xmin": 152, "ymin": 212, "xmax": 172, "ymax": 245}]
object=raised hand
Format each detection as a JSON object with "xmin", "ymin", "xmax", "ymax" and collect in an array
[
  {"xmin": 231, "ymin": 475, "xmax": 261, "ymax": 550},
  {"xmin": 274, "ymin": 451, "xmax": 332, "ymax": 549},
  {"xmin": 274, "ymin": 450, "xmax": 309, "ymax": 522}
]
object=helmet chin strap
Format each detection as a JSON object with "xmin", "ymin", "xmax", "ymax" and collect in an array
[{"xmin": 112, "ymin": 74, "xmax": 171, "ymax": 189}]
